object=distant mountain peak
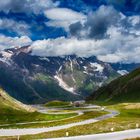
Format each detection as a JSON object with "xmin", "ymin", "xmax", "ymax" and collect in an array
[{"xmin": 1, "ymin": 45, "xmax": 139, "ymax": 104}]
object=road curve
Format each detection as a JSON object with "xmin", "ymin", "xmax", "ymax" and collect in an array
[
  {"xmin": 43, "ymin": 129, "xmax": 140, "ymax": 140},
  {"xmin": 0, "ymin": 108, "xmax": 119, "ymax": 136},
  {"xmin": 0, "ymin": 105, "xmax": 98, "ymax": 127}
]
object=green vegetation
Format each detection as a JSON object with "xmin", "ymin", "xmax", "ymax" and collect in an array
[
  {"xmin": 1, "ymin": 99, "xmax": 139, "ymax": 140},
  {"xmin": 0, "ymin": 111, "xmax": 106, "ymax": 129},
  {"xmin": 48, "ymin": 107, "xmax": 95, "ymax": 112},
  {"xmin": 0, "ymin": 65, "xmax": 81, "ymax": 104},
  {"xmin": 0, "ymin": 111, "xmax": 106, "ymax": 139},
  {"xmin": 73, "ymin": 69, "xmax": 86, "ymax": 87},
  {"xmin": 0, "ymin": 88, "xmax": 77, "ymax": 127},
  {"xmin": 0, "ymin": 88, "xmax": 34, "ymax": 112},
  {"xmin": 8, "ymin": 103, "xmax": 140, "ymax": 140},
  {"xmin": 0, "ymin": 109, "xmax": 76, "ymax": 127},
  {"xmin": 31, "ymin": 73, "xmax": 81, "ymax": 102},
  {"xmin": 81, "ymin": 83, "xmax": 95, "ymax": 94},
  {"xmin": 85, "ymin": 83, "xmax": 94, "ymax": 92},
  {"xmin": 35, "ymin": 73, "xmax": 52, "ymax": 83},
  {"xmin": 45, "ymin": 100, "xmax": 70, "ymax": 107},
  {"xmin": 0, "ymin": 67, "xmax": 39, "ymax": 104},
  {"xmin": 87, "ymin": 68, "xmax": 140, "ymax": 103}
]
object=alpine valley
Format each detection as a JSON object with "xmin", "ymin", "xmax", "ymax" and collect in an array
[{"xmin": 0, "ymin": 45, "xmax": 139, "ymax": 104}]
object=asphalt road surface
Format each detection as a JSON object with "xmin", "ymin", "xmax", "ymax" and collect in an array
[
  {"xmin": 0, "ymin": 106, "xmax": 118, "ymax": 136},
  {"xmin": 44, "ymin": 129, "xmax": 140, "ymax": 140}
]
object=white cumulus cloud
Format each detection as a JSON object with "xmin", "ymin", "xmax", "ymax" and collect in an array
[
  {"xmin": 45, "ymin": 8, "xmax": 86, "ymax": 30},
  {"xmin": 0, "ymin": 35, "xmax": 32, "ymax": 50},
  {"xmin": 31, "ymin": 26, "xmax": 140, "ymax": 64},
  {"xmin": 0, "ymin": 18, "xmax": 30, "ymax": 36}
]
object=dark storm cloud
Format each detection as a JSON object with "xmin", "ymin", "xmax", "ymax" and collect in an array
[
  {"xmin": 69, "ymin": 5, "xmax": 120, "ymax": 39},
  {"xmin": 69, "ymin": 22, "xmax": 83, "ymax": 37}
]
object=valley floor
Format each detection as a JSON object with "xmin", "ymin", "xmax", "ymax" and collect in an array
[
  {"xmin": 0, "ymin": 105, "xmax": 108, "ymax": 136},
  {"xmin": 0, "ymin": 103, "xmax": 140, "ymax": 140}
]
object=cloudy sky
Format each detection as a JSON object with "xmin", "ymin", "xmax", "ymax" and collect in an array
[{"xmin": 0, "ymin": 0, "xmax": 140, "ymax": 63}]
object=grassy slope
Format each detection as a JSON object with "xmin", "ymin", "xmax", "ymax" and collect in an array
[
  {"xmin": 0, "ymin": 111, "xmax": 106, "ymax": 129},
  {"xmin": 45, "ymin": 100, "xmax": 70, "ymax": 107},
  {"xmin": 1, "ymin": 111, "xmax": 107, "ymax": 139},
  {"xmin": 0, "ymin": 88, "xmax": 34, "ymax": 112},
  {"xmin": 32, "ymin": 73, "xmax": 81, "ymax": 102},
  {"xmin": 0, "ymin": 87, "xmax": 36, "ymax": 124},
  {"xmin": 0, "ymin": 66, "xmax": 81, "ymax": 104},
  {"xmin": 12, "ymin": 103, "xmax": 140, "ymax": 140},
  {"xmin": 0, "ymin": 88, "xmax": 76, "ymax": 125},
  {"xmin": 87, "ymin": 68, "xmax": 140, "ymax": 103}
]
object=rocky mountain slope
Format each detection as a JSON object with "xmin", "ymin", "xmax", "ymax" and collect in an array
[
  {"xmin": 87, "ymin": 68, "xmax": 140, "ymax": 103},
  {"xmin": 0, "ymin": 45, "xmax": 120, "ymax": 104}
]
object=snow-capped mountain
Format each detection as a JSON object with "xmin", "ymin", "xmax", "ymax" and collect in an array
[{"xmin": 0, "ymin": 46, "xmax": 121, "ymax": 104}]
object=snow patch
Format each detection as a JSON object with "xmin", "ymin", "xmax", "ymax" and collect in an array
[
  {"xmin": 69, "ymin": 57, "xmax": 73, "ymax": 72},
  {"xmin": 98, "ymin": 82, "xmax": 103, "ymax": 87},
  {"xmin": 54, "ymin": 75, "xmax": 77, "ymax": 94},
  {"xmin": 117, "ymin": 70, "xmax": 129, "ymax": 76},
  {"xmin": 0, "ymin": 51, "xmax": 13, "ymax": 65},
  {"xmin": 58, "ymin": 66, "xmax": 62, "ymax": 72},
  {"xmin": 83, "ymin": 66, "xmax": 87, "ymax": 70},
  {"xmin": 1, "ymin": 51, "xmax": 13, "ymax": 58},
  {"xmin": 69, "ymin": 57, "xmax": 76, "ymax": 83},
  {"xmin": 83, "ymin": 71, "xmax": 88, "ymax": 74},
  {"xmin": 0, "ymin": 58, "xmax": 11, "ymax": 65},
  {"xmin": 39, "ymin": 57, "xmax": 50, "ymax": 62},
  {"xmin": 90, "ymin": 62, "xmax": 104, "ymax": 72}
]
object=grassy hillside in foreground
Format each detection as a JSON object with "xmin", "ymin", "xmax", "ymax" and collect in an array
[
  {"xmin": 0, "ymin": 88, "xmax": 77, "ymax": 125},
  {"xmin": 87, "ymin": 68, "xmax": 140, "ymax": 103},
  {"xmin": 0, "ymin": 87, "xmax": 36, "ymax": 124},
  {"xmin": 0, "ymin": 87, "xmax": 34, "ymax": 112}
]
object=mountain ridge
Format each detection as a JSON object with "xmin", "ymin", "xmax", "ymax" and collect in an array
[
  {"xmin": 87, "ymin": 67, "xmax": 140, "ymax": 103},
  {"xmin": 0, "ymin": 45, "xmax": 133, "ymax": 104}
]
